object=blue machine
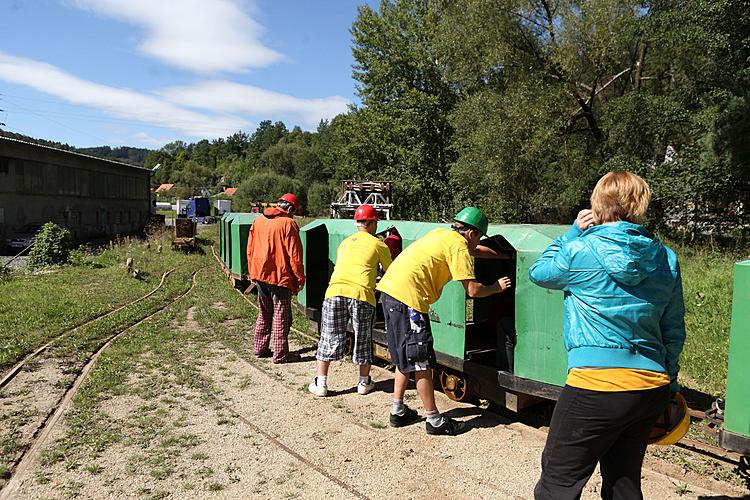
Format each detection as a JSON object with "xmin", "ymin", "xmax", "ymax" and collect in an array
[{"xmin": 186, "ymin": 197, "xmax": 212, "ymax": 223}]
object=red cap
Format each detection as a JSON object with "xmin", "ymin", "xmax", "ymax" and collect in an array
[
  {"xmin": 278, "ymin": 193, "xmax": 301, "ymax": 212},
  {"xmin": 354, "ymin": 204, "xmax": 379, "ymax": 221}
]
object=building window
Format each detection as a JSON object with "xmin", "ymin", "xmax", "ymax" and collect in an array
[
  {"xmin": 15, "ymin": 162, "xmax": 25, "ymax": 191},
  {"xmin": 0, "ymin": 158, "xmax": 9, "ymax": 175},
  {"xmin": 69, "ymin": 211, "xmax": 81, "ymax": 227}
]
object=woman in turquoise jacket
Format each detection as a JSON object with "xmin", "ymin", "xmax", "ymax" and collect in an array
[{"xmin": 529, "ymin": 172, "xmax": 686, "ymax": 500}]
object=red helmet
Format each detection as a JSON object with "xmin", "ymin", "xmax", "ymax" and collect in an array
[
  {"xmin": 278, "ymin": 193, "xmax": 301, "ymax": 212},
  {"xmin": 354, "ymin": 204, "xmax": 379, "ymax": 221}
]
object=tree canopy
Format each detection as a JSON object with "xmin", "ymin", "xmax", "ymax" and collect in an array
[{"xmin": 137, "ymin": 0, "xmax": 749, "ymax": 233}]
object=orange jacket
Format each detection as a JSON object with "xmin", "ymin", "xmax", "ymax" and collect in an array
[{"xmin": 246, "ymin": 207, "xmax": 305, "ymax": 292}]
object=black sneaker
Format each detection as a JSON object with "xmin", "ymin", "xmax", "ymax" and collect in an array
[
  {"xmin": 389, "ymin": 405, "xmax": 420, "ymax": 428},
  {"xmin": 426, "ymin": 416, "xmax": 467, "ymax": 436},
  {"xmin": 272, "ymin": 352, "xmax": 301, "ymax": 364}
]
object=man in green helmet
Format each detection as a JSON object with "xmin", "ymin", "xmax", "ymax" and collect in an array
[{"xmin": 376, "ymin": 207, "xmax": 513, "ymax": 435}]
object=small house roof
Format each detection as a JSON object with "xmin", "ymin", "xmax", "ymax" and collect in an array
[{"xmin": 155, "ymin": 183, "xmax": 174, "ymax": 193}]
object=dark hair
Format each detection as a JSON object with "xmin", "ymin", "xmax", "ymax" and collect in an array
[
  {"xmin": 451, "ymin": 221, "xmax": 481, "ymax": 235},
  {"xmin": 451, "ymin": 222, "xmax": 473, "ymax": 235}
]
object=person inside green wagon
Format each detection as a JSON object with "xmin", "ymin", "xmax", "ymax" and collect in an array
[{"xmin": 376, "ymin": 207, "xmax": 513, "ymax": 435}]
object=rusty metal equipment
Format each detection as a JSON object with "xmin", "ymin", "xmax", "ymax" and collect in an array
[
  {"xmin": 440, "ymin": 369, "xmax": 471, "ymax": 402},
  {"xmin": 330, "ymin": 180, "xmax": 393, "ymax": 220},
  {"xmin": 171, "ymin": 217, "xmax": 196, "ymax": 250}
]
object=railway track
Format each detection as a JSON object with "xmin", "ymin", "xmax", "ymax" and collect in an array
[
  {"xmin": 209, "ymin": 245, "xmax": 319, "ymax": 344},
  {"xmin": 0, "ymin": 268, "xmax": 203, "ymax": 500},
  {"xmin": 0, "ymin": 268, "xmax": 174, "ymax": 390},
  {"xmin": 210, "ymin": 246, "xmax": 749, "ymax": 490}
]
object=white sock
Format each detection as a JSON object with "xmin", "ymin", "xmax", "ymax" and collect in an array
[
  {"xmin": 359, "ymin": 375, "xmax": 370, "ymax": 385},
  {"xmin": 426, "ymin": 409, "xmax": 443, "ymax": 427},
  {"xmin": 316, "ymin": 375, "xmax": 327, "ymax": 387},
  {"xmin": 391, "ymin": 399, "xmax": 405, "ymax": 415}
]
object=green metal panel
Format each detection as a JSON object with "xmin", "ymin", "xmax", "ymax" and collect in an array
[
  {"xmin": 724, "ymin": 260, "xmax": 750, "ymax": 437},
  {"xmin": 299, "ymin": 219, "xmax": 568, "ymax": 374},
  {"xmin": 219, "ymin": 213, "xmax": 228, "ymax": 264},
  {"xmin": 219, "ymin": 213, "xmax": 224, "ymax": 262},
  {"xmin": 489, "ymin": 224, "xmax": 568, "ymax": 387},
  {"xmin": 222, "ymin": 213, "xmax": 238, "ymax": 270},
  {"xmin": 229, "ymin": 213, "xmax": 261, "ymax": 278}
]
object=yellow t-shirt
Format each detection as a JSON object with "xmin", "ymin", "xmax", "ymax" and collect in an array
[
  {"xmin": 376, "ymin": 228, "xmax": 475, "ymax": 313},
  {"xmin": 325, "ymin": 231, "xmax": 392, "ymax": 306},
  {"xmin": 566, "ymin": 368, "xmax": 670, "ymax": 392}
]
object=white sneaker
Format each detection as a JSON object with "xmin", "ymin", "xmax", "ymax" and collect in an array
[
  {"xmin": 308, "ymin": 378, "xmax": 327, "ymax": 397},
  {"xmin": 357, "ymin": 378, "xmax": 375, "ymax": 395}
]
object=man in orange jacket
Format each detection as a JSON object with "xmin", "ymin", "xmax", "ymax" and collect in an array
[{"xmin": 247, "ymin": 193, "xmax": 305, "ymax": 363}]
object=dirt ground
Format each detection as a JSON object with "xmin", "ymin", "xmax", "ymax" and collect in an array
[{"xmin": 7, "ymin": 307, "xmax": 750, "ymax": 500}]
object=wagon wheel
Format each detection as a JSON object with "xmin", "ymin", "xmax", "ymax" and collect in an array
[{"xmin": 439, "ymin": 370, "xmax": 470, "ymax": 402}]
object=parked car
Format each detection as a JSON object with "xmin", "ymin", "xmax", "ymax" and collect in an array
[{"xmin": 5, "ymin": 224, "xmax": 44, "ymax": 253}]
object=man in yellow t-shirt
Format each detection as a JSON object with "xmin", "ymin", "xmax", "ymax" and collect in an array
[
  {"xmin": 376, "ymin": 207, "xmax": 512, "ymax": 436},
  {"xmin": 308, "ymin": 205, "xmax": 392, "ymax": 397}
]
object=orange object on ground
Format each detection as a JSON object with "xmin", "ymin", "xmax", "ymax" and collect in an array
[{"xmin": 247, "ymin": 207, "xmax": 305, "ymax": 292}]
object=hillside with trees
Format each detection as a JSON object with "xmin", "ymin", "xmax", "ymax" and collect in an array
[{"xmin": 0, "ymin": 131, "xmax": 151, "ymax": 166}]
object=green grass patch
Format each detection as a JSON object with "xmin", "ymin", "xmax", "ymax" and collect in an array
[
  {"xmin": 668, "ymin": 240, "xmax": 742, "ymax": 396},
  {"xmin": 0, "ymin": 232, "xmax": 195, "ymax": 371}
]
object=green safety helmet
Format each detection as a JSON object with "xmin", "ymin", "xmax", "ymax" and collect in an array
[{"xmin": 454, "ymin": 207, "xmax": 488, "ymax": 235}]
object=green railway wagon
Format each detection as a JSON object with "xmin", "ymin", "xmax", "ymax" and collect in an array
[
  {"xmin": 226, "ymin": 213, "xmax": 261, "ymax": 287},
  {"xmin": 219, "ymin": 212, "xmax": 231, "ymax": 267},
  {"xmin": 720, "ymin": 260, "xmax": 750, "ymax": 457},
  {"xmin": 220, "ymin": 212, "xmax": 238, "ymax": 271},
  {"xmin": 298, "ymin": 219, "xmax": 568, "ymax": 409}
]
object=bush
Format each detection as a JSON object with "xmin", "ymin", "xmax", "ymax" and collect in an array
[
  {"xmin": 68, "ymin": 245, "xmax": 89, "ymax": 267},
  {"xmin": 27, "ymin": 223, "xmax": 72, "ymax": 270},
  {"xmin": 234, "ymin": 171, "xmax": 303, "ymax": 213}
]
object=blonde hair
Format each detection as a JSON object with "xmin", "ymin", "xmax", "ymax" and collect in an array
[{"xmin": 590, "ymin": 171, "xmax": 651, "ymax": 224}]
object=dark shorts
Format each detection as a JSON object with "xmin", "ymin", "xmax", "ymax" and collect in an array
[
  {"xmin": 381, "ymin": 293, "xmax": 436, "ymax": 373},
  {"xmin": 255, "ymin": 281, "xmax": 292, "ymax": 301}
]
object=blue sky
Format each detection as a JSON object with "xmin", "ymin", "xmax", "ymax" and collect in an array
[{"xmin": 0, "ymin": 0, "xmax": 378, "ymax": 149}]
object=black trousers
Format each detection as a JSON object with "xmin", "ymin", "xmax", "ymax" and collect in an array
[{"xmin": 534, "ymin": 384, "xmax": 670, "ymax": 500}]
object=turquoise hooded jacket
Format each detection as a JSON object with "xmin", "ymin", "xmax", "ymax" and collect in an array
[{"xmin": 528, "ymin": 221, "xmax": 686, "ymax": 392}]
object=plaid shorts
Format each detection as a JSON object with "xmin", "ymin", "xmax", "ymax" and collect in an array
[{"xmin": 316, "ymin": 296, "xmax": 374, "ymax": 365}]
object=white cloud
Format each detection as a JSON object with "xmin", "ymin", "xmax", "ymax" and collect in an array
[
  {"xmin": 130, "ymin": 132, "xmax": 176, "ymax": 146},
  {"xmin": 70, "ymin": 0, "xmax": 282, "ymax": 73},
  {"xmin": 161, "ymin": 80, "xmax": 351, "ymax": 128},
  {"xmin": 0, "ymin": 52, "xmax": 250, "ymax": 138}
]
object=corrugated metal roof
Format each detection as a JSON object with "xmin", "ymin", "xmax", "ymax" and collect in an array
[{"xmin": 0, "ymin": 136, "xmax": 152, "ymax": 173}]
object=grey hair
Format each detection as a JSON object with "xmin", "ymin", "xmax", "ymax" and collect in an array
[{"xmin": 278, "ymin": 200, "xmax": 295, "ymax": 213}]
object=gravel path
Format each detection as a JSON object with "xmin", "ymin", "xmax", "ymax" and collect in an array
[{"xmin": 9, "ymin": 309, "xmax": 749, "ymax": 499}]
